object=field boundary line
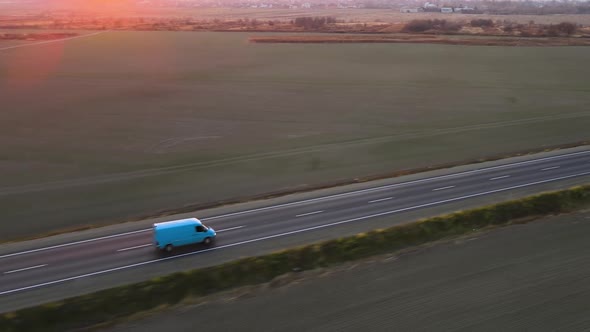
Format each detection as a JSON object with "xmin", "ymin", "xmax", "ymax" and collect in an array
[{"xmin": 0, "ymin": 31, "xmax": 107, "ymax": 51}]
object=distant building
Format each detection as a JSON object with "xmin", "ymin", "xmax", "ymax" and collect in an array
[{"xmin": 422, "ymin": 3, "xmax": 440, "ymax": 12}]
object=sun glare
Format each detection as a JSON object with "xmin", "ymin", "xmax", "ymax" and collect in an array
[
  {"xmin": 57, "ymin": 0, "xmax": 136, "ymax": 14},
  {"xmin": 3, "ymin": 43, "xmax": 65, "ymax": 94}
]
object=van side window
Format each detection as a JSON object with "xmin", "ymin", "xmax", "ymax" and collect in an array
[{"xmin": 196, "ymin": 225, "xmax": 206, "ymax": 232}]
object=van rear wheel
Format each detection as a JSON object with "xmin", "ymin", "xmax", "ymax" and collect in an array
[
  {"xmin": 203, "ymin": 237, "xmax": 212, "ymax": 246},
  {"xmin": 165, "ymin": 244, "xmax": 173, "ymax": 253}
]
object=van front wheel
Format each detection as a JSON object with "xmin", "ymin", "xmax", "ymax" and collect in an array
[
  {"xmin": 203, "ymin": 237, "xmax": 212, "ymax": 246},
  {"xmin": 165, "ymin": 244, "xmax": 173, "ymax": 253}
]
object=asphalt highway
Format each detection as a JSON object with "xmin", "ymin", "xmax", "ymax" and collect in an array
[{"xmin": 1, "ymin": 148, "xmax": 589, "ymax": 312}]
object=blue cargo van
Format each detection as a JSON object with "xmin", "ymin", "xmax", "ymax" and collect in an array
[{"xmin": 153, "ymin": 218, "xmax": 216, "ymax": 252}]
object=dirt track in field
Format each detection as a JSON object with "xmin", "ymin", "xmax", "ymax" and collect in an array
[
  {"xmin": 3, "ymin": 112, "xmax": 590, "ymax": 197},
  {"xmin": 250, "ymin": 34, "xmax": 590, "ymax": 46}
]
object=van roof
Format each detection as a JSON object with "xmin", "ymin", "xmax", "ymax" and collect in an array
[{"xmin": 153, "ymin": 218, "xmax": 201, "ymax": 229}]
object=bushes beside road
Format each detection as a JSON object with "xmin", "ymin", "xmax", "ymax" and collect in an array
[{"xmin": 1, "ymin": 184, "xmax": 589, "ymax": 331}]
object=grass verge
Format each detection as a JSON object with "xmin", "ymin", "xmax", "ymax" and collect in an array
[
  {"xmin": 1, "ymin": 184, "xmax": 589, "ymax": 331},
  {"xmin": 3, "ymin": 141, "xmax": 588, "ymax": 246}
]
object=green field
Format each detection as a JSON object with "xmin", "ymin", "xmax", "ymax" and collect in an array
[{"xmin": 0, "ymin": 31, "xmax": 589, "ymax": 240}]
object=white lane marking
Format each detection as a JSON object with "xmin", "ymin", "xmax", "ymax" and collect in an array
[
  {"xmin": 0, "ymin": 225, "xmax": 244, "ymax": 260},
  {"xmin": 296, "ymin": 211, "xmax": 324, "ymax": 218},
  {"xmin": 1, "ymin": 150, "xmax": 589, "ymax": 260},
  {"xmin": 369, "ymin": 197, "xmax": 394, "ymax": 203},
  {"xmin": 490, "ymin": 175, "xmax": 510, "ymax": 181},
  {"xmin": 117, "ymin": 244, "xmax": 151, "ymax": 252},
  {"xmin": 216, "ymin": 226, "xmax": 244, "ymax": 233},
  {"xmin": 542, "ymin": 166, "xmax": 560, "ymax": 171},
  {"xmin": 115, "ymin": 226, "xmax": 243, "ymax": 252},
  {"xmin": 0, "ymin": 229, "xmax": 151, "ymax": 260},
  {"xmin": 2, "ymin": 170, "xmax": 590, "ymax": 296},
  {"xmin": 433, "ymin": 186, "xmax": 455, "ymax": 191},
  {"xmin": 202, "ymin": 150, "xmax": 590, "ymax": 221},
  {"xmin": 0, "ymin": 32, "xmax": 106, "ymax": 51},
  {"xmin": 4, "ymin": 264, "xmax": 47, "ymax": 275}
]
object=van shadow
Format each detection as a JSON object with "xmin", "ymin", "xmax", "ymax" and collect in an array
[{"xmin": 154, "ymin": 242, "xmax": 215, "ymax": 258}]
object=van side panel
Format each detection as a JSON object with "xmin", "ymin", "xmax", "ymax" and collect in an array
[
  {"xmin": 178, "ymin": 224, "xmax": 197, "ymax": 246},
  {"xmin": 153, "ymin": 218, "xmax": 215, "ymax": 250},
  {"xmin": 155, "ymin": 224, "xmax": 201, "ymax": 247}
]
